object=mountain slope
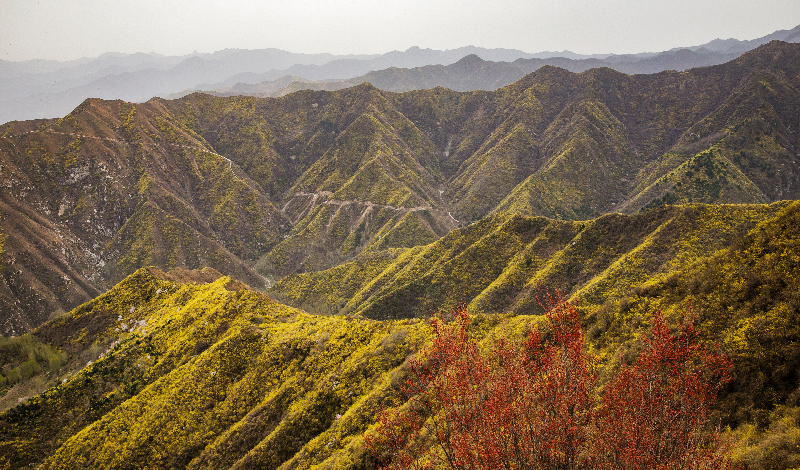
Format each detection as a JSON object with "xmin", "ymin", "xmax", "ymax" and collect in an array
[
  {"xmin": 2, "ymin": 199, "xmax": 800, "ymax": 467},
  {"xmin": 0, "ymin": 268, "xmax": 430, "ymax": 468},
  {"xmin": 491, "ymin": 41, "xmax": 800, "ymax": 220},
  {"xmin": 0, "ymin": 99, "xmax": 288, "ymax": 334},
  {"xmin": 270, "ymin": 199, "xmax": 800, "ymax": 440},
  {"xmin": 270, "ymin": 202, "xmax": 784, "ymax": 320},
  {"xmin": 1, "ymin": 42, "xmax": 799, "ymax": 334}
]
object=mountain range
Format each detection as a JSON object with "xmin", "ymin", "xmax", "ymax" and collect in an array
[
  {"xmin": 1, "ymin": 40, "xmax": 798, "ymax": 337},
  {"xmin": 0, "ymin": 39, "xmax": 799, "ymax": 469},
  {"xmin": 182, "ymin": 46, "xmax": 770, "ymax": 99},
  {"xmin": 2, "ymin": 24, "xmax": 798, "ymax": 124},
  {"xmin": 3, "ymin": 193, "xmax": 799, "ymax": 467},
  {"xmin": 0, "ymin": 45, "xmax": 561, "ymax": 124}
]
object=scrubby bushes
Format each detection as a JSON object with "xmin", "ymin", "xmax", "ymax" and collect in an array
[{"xmin": 0, "ymin": 335, "xmax": 66, "ymax": 390}]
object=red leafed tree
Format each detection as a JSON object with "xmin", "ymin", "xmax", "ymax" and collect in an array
[
  {"xmin": 366, "ymin": 293, "xmax": 597, "ymax": 469},
  {"xmin": 365, "ymin": 294, "xmax": 737, "ymax": 470},
  {"xmin": 593, "ymin": 310, "xmax": 734, "ymax": 470}
]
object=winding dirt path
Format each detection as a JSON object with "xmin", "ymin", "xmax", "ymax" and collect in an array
[{"xmin": 292, "ymin": 191, "xmax": 432, "ymax": 213}]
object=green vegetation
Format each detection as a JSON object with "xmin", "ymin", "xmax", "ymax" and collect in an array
[
  {"xmin": 268, "ymin": 201, "xmax": 800, "ymax": 468},
  {"xmin": 0, "ymin": 268, "xmax": 432, "ymax": 468},
  {"xmin": 270, "ymin": 203, "xmax": 780, "ymax": 321},
  {"xmin": 0, "ymin": 195, "xmax": 798, "ymax": 468},
  {"xmin": 730, "ymin": 405, "xmax": 800, "ymax": 469},
  {"xmin": 272, "ymin": 249, "xmax": 405, "ymax": 315},
  {"xmin": 0, "ymin": 335, "xmax": 67, "ymax": 398}
]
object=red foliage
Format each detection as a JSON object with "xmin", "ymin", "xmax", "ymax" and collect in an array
[
  {"xmin": 594, "ymin": 310, "xmax": 734, "ymax": 470},
  {"xmin": 365, "ymin": 294, "xmax": 737, "ymax": 470}
]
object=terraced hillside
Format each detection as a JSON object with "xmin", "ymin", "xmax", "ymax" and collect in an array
[{"xmin": 1, "ymin": 41, "xmax": 799, "ymax": 335}]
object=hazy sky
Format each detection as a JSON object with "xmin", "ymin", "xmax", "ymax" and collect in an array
[{"xmin": 2, "ymin": 0, "xmax": 799, "ymax": 61}]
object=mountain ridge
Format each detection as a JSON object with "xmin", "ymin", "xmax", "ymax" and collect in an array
[
  {"xmin": 174, "ymin": 25, "xmax": 800, "ymax": 100},
  {"xmin": 0, "ymin": 41, "xmax": 798, "ymax": 336},
  {"xmin": 0, "ymin": 42, "xmax": 798, "ymax": 469}
]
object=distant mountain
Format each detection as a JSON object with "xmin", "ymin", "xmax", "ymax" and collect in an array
[
  {"xmin": 0, "ymin": 49, "xmax": 375, "ymax": 123},
  {"xmin": 674, "ymin": 23, "xmax": 800, "ymax": 53},
  {"xmin": 199, "ymin": 45, "xmax": 548, "ymax": 87},
  {"xmin": 1, "ymin": 41, "xmax": 798, "ymax": 336},
  {"xmin": 197, "ymin": 48, "xmax": 744, "ymax": 98},
  {"xmin": 198, "ymin": 54, "xmax": 526, "ymax": 97},
  {"xmin": 185, "ymin": 25, "xmax": 800, "ymax": 99},
  {"xmin": 3, "ymin": 24, "xmax": 798, "ymax": 124},
  {"xmin": 0, "ymin": 46, "xmax": 542, "ymax": 123},
  {"xmin": 0, "ymin": 49, "xmax": 376, "ymax": 106}
]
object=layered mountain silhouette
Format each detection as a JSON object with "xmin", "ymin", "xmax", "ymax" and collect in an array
[
  {"xmin": 2, "ymin": 25, "xmax": 799, "ymax": 123},
  {"xmin": 0, "ymin": 45, "xmax": 554, "ymax": 124},
  {"xmin": 172, "ymin": 24, "xmax": 800, "ymax": 98},
  {"xmin": 195, "ymin": 48, "xmax": 756, "ymax": 98},
  {"xmin": 1, "ymin": 41, "xmax": 799, "ymax": 336}
]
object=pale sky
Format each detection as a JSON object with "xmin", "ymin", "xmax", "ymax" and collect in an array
[{"xmin": 2, "ymin": 0, "xmax": 799, "ymax": 61}]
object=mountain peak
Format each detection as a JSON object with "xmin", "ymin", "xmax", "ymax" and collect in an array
[{"xmin": 456, "ymin": 54, "xmax": 485, "ymax": 64}]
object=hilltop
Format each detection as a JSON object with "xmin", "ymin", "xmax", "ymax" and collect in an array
[{"xmin": 0, "ymin": 267, "xmax": 427, "ymax": 468}]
